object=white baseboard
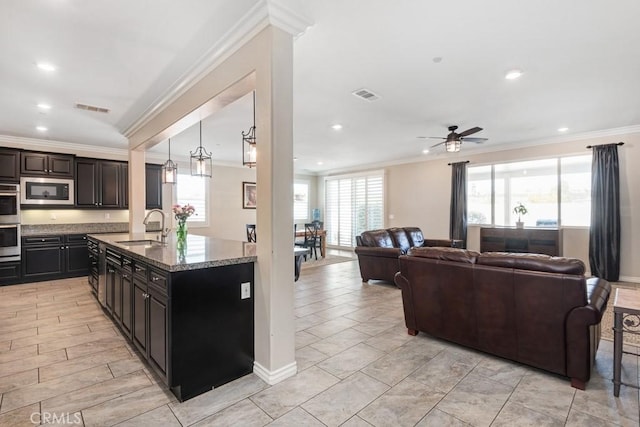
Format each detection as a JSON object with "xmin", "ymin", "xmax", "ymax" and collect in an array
[
  {"xmin": 253, "ymin": 360, "xmax": 297, "ymax": 385},
  {"xmin": 618, "ymin": 276, "xmax": 640, "ymax": 284}
]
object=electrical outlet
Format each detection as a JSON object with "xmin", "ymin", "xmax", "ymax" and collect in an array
[
  {"xmin": 240, "ymin": 282, "xmax": 251, "ymax": 299},
  {"xmin": 50, "ymin": 213, "xmax": 56, "ymax": 220},
  {"xmin": 104, "ymin": 213, "xmax": 110, "ymax": 220}
]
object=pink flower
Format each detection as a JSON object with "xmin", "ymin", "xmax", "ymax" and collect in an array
[{"xmin": 173, "ymin": 203, "xmax": 196, "ymax": 221}]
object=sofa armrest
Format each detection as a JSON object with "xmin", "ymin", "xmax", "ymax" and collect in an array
[
  {"xmin": 355, "ymin": 246, "xmax": 402, "ymax": 258},
  {"xmin": 394, "ymin": 272, "xmax": 417, "ymax": 333},
  {"xmin": 565, "ymin": 277, "xmax": 611, "ymax": 385}
]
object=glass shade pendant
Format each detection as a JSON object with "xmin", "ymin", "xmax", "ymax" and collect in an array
[
  {"xmin": 162, "ymin": 138, "xmax": 177, "ymax": 184},
  {"xmin": 446, "ymin": 139, "xmax": 461, "ymax": 153},
  {"xmin": 190, "ymin": 121, "xmax": 212, "ymax": 177},
  {"xmin": 242, "ymin": 91, "xmax": 257, "ymax": 168}
]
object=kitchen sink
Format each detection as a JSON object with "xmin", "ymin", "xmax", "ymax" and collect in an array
[{"xmin": 116, "ymin": 239, "xmax": 164, "ymax": 247}]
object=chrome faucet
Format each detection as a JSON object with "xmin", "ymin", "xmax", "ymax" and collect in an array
[{"xmin": 143, "ymin": 209, "xmax": 171, "ymax": 244}]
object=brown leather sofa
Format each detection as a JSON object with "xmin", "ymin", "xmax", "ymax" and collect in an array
[
  {"xmin": 394, "ymin": 247, "xmax": 611, "ymax": 390},
  {"xmin": 354, "ymin": 227, "xmax": 462, "ymax": 283}
]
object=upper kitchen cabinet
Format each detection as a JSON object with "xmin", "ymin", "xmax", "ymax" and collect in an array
[
  {"xmin": 145, "ymin": 163, "xmax": 163, "ymax": 210},
  {"xmin": 75, "ymin": 158, "xmax": 127, "ymax": 208},
  {"xmin": 21, "ymin": 151, "xmax": 74, "ymax": 178},
  {"xmin": 0, "ymin": 149, "xmax": 20, "ymax": 182}
]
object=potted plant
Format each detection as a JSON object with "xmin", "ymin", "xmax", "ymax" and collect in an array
[{"xmin": 513, "ymin": 202, "xmax": 528, "ymax": 228}]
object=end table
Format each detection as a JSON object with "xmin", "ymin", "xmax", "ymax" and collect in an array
[{"xmin": 613, "ymin": 288, "xmax": 640, "ymax": 397}]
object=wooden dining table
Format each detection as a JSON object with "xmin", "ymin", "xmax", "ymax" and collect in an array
[{"xmin": 295, "ymin": 229, "xmax": 327, "ymax": 258}]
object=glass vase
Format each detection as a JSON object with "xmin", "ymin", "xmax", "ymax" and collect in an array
[{"xmin": 176, "ymin": 218, "xmax": 187, "ymax": 243}]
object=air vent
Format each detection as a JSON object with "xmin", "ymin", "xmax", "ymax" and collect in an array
[
  {"xmin": 75, "ymin": 103, "xmax": 110, "ymax": 114},
  {"xmin": 352, "ymin": 88, "xmax": 380, "ymax": 102}
]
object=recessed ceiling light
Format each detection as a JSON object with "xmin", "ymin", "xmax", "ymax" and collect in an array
[
  {"xmin": 37, "ymin": 62, "xmax": 56, "ymax": 72},
  {"xmin": 422, "ymin": 149, "xmax": 430, "ymax": 154},
  {"xmin": 37, "ymin": 103, "xmax": 52, "ymax": 110},
  {"xmin": 36, "ymin": 126, "xmax": 48, "ymax": 131},
  {"xmin": 505, "ymin": 69, "xmax": 523, "ymax": 80},
  {"xmin": 331, "ymin": 124, "xmax": 343, "ymax": 130},
  {"xmin": 317, "ymin": 161, "xmax": 323, "ymax": 165},
  {"xmin": 558, "ymin": 127, "xmax": 569, "ymax": 132}
]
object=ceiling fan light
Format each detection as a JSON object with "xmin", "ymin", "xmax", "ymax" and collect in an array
[{"xmin": 445, "ymin": 139, "xmax": 461, "ymax": 153}]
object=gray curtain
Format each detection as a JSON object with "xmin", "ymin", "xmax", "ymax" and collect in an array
[
  {"xmin": 450, "ymin": 162, "xmax": 467, "ymax": 247},
  {"xmin": 589, "ymin": 143, "xmax": 620, "ymax": 281}
]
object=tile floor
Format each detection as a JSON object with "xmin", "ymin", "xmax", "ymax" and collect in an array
[{"xmin": 0, "ymin": 256, "xmax": 638, "ymax": 426}]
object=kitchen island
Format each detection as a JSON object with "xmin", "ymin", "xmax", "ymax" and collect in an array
[{"xmin": 88, "ymin": 232, "xmax": 256, "ymax": 402}]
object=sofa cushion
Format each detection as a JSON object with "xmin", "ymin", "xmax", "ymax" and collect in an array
[
  {"xmin": 388, "ymin": 227, "xmax": 412, "ymax": 253},
  {"xmin": 408, "ymin": 247, "xmax": 479, "ymax": 264},
  {"xmin": 477, "ymin": 252, "xmax": 585, "ymax": 275},
  {"xmin": 403, "ymin": 227, "xmax": 424, "ymax": 247},
  {"xmin": 360, "ymin": 229, "xmax": 394, "ymax": 248}
]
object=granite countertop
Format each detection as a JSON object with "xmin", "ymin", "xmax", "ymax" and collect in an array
[
  {"xmin": 88, "ymin": 232, "xmax": 257, "ymax": 272},
  {"xmin": 21, "ymin": 222, "xmax": 161, "ymax": 236}
]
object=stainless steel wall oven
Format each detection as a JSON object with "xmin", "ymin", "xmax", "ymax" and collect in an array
[{"xmin": 0, "ymin": 184, "xmax": 20, "ymax": 262}]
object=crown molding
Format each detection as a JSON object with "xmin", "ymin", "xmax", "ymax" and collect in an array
[
  {"xmin": 0, "ymin": 135, "xmax": 129, "ymax": 158},
  {"xmin": 122, "ymin": 0, "xmax": 313, "ymax": 140}
]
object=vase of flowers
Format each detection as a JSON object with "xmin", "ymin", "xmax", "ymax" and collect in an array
[{"xmin": 173, "ymin": 204, "xmax": 195, "ymax": 245}]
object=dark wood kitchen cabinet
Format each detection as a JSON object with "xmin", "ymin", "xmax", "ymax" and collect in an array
[
  {"xmin": 0, "ymin": 148, "xmax": 20, "ymax": 182},
  {"xmin": 21, "ymin": 151, "xmax": 74, "ymax": 178},
  {"xmin": 0, "ymin": 262, "xmax": 22, "ymax": 286},
  {"xmin": 145, "ymin": 163, "xmax": 163, "ymax": 209},
  {"xmin": 91, "ymin": 241, "xmax": 254, "ymax": 401},
  {"xmin": 22, "ymin": 236, "xmax": 65, "ymax": 281},
  {"xmin": 22, "ymin": 234, "xmax": 89, "ymax": 282},
  {"xmin": 75, "ymin": 158, "xmax": 127, "ymax": 208}
]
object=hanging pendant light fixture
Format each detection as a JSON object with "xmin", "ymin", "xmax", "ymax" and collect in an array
[
  {"xmin": 242, "ymin": 91, "xmax": 257, "ymax": 168},
  {"xmin": 162, "ymin": 138, "xmax": 178, "ymax": 184},
  {"xmin": 190, "ymin": 121, "xmax": 212, "ymax": 177}
]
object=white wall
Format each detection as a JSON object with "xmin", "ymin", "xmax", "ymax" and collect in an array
[{"xmin": 319, "ymin": 131, "xmax": 640, "ymax": 281}]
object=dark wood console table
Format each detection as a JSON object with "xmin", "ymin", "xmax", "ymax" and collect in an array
[{"xmin": 480, "ymin": 227, "xmax": 561, "ymax": 256}]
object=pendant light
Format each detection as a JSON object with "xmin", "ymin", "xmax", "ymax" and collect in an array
[
  {"xmin": 190, "ymin": 121, "xmax": 212, "ymax": 177},
  {"xmin": 162, "ymin": 138, "xmax": 177, "ymax": 184},
  {"xmin": 242, "ymin": 91, "xmax": 257, "ymax": 168}
]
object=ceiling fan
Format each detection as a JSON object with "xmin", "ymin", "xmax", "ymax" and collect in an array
[{"xmin": 420, "ymin": 125, "xmax": 488, "ymax": 152}]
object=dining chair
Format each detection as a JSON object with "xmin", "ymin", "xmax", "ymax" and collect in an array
[
  {"xmin": 301, "ymin": 222, "xmax": 320, "ymax": 260},
  {"xmin": 246, "ymin": 224, "xmax": 256, "ymax": 242}
]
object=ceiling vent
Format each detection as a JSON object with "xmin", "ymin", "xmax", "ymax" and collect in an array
[
  {"xmin": 75, "ymin": 103, "xmax": 110, "ymax": 114},
  {"xmin": 352, "ymin": 88, "xmax": 380, "ymax": 102}
]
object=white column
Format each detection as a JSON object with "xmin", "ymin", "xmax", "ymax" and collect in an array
[
  {"xmin": 253, "ymin": 26, "xmax": 296, "ymax": 384},
  {"xmin": 128, "ymin": 149, "xmax": 146, "ymax": 233}
]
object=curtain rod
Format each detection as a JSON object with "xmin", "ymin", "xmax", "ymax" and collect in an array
[
  {"xmin": 586, "ymin": 142, "xmax": 624, "ymax": 149},
  {"xmin": 448, "ymin": 160, "xmax": 470, "ymax": 166}
]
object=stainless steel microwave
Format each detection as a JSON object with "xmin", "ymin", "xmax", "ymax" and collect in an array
[{"xmin": 20, "ymin": 177, "xmax": 74, "ymax": 205}]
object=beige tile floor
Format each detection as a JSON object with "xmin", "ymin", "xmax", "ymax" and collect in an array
[{"xmin": 0, "ymin": 255, "xmax": 638, "ymax": 426}]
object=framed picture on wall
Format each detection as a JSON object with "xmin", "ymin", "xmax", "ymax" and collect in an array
[{"xmin": 243, "ymin": 181, "xmax": 257, "ymax": 209}]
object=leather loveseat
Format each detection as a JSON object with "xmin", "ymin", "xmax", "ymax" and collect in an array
[
  {"xmin": 394, "ymin": 247, "xmax": 611, "ymax": 390},
  {"xmin": 354, "ymin": 227, "xmax": 461, "ymax": 283}
]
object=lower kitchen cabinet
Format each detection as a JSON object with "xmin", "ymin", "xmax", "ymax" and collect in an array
[
  {"xmin": 22, "ymin": 236, "xmax": 65, "ymax": 281},
  {"xmin": 93, "ymin": 244, "xmax": 254, "ymax": 402},
  {"xmin": 0, "ymin": 262, "xmax": 21, "ymax": 286},
  {"xmin": 22, "ymin": 234, "xmax": 89, "ymax": 283}
]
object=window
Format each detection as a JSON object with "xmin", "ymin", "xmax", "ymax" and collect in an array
[
  {"xmin": 176, "ymin": 173, "xmax": 208, "ymax": 225},
  {"xmin": 293, "ymin": 181, "xmax": 309, "ymax": 221},
  {"xmin": 467, "ymin": 155, "xmax": 591, "ymax": 227},
  {"xmin": 325, "ymin": 171, "xmax": 384, "ymax": 248}
]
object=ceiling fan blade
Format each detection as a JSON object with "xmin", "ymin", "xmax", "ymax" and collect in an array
[
  {"xmin": 461, "ymin": 137, "xmax": 488, "ymax": 143},
  {"xmin": 457, "ymin": 127, "xmax": 483, "ymax": 137},
  {"xmin": 430, "ymin": 141, "xmax": 446, "ymax": 148}
]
